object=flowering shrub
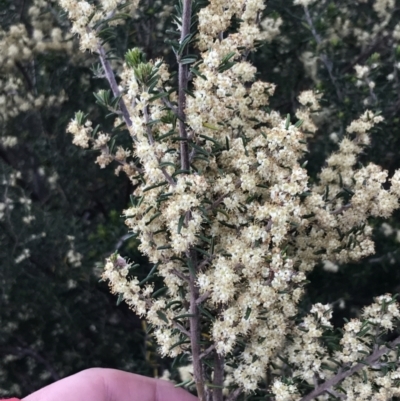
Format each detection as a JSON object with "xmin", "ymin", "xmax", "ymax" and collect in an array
[
  {"xmin": 0, "ymin": 1, "xmax": 166, "ymax": 395},
  {"xmin": 59, "ymin": 0, "xmax": 400, "ymax": 400}
]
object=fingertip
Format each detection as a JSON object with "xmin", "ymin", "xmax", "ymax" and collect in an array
[{"xmin": 155, "ymin": 380, "xmax": 198, "ymax": 401}]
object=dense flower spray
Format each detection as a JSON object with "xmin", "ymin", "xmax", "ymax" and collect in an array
[{"xmin": 60, "ymin": 0, "xmax": 400, "ymax": 400}]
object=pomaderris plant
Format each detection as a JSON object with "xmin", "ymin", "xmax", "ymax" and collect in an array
[{"xmin": 59, "ymin": 0, "xmax": 400, "ymax": 400}]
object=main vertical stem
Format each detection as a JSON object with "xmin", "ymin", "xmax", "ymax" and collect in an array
[
  {"xmin": 178, "ymin": 0, "xmax": 192, "ymax": 171},
  {"xmin": 178, "ymin": 1, "xmax": 205, "ymax": 400},
  {"xmin": 213, "ymin": 352, "xmax": 224, "ymax": 401},
  {"xmin": 189, "ymin": 250, "xmax": 206, "ymax": 401}
]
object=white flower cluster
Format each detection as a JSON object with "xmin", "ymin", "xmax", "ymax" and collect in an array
[
  {"xmin": 0, "ymin": 0, "xmax": 69, "ymax": 127},
  {"xmin": 59, "ymin": 0, "xmax": 140, "ymax": 52},
  {"xmin": 274, "ymin": 295, "xmax": 400, "ymax": 401},
  {"xmin": 63, "ymin": 0, "xmax": 400, "ymax": 397}
]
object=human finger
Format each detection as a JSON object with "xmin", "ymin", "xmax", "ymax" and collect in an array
[
  {"xmin": 90, "ymin": 368, "xmax": 198, "ymax": 401},
  {"xmin": 21, "ymin": 368, "xmax": 198, "ymax": 401}
]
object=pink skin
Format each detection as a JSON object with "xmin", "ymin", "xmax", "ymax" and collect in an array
[{"xmin": 21, "ymin": 368, "xmax": 198, "ymax": 401}]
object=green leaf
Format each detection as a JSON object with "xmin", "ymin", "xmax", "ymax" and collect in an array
[
  {"xmin": 159, "ymin": 161, "xmax": 176, "ymax": 169},
  {"xmin": 313, "ymin": 249, "xmax": 326, "ymax": 255},
  {"xmin": 184, "ymin": 88, "xmax": 195, "ymax": 97},
  {"xmin": 125, "ymin": 233, "xmax": 139, "ymax": 241},
  {"xmin": 193, "ymin": 246, "xmax": 211, "ymax": 258},
  {"xmin": 143, "ymin": 181, "xmax": 168, "ymax": 192},
  {"xmin": 109, "ymin": 138, "xmax": 116, "ymax": 154},
  {"xmin": 180, "ymin": 54, "xmax": 198, "ymax": 65},
  {"xmin": 221, "ymin": 51, "xmax": 236, "ymax": 63},
  {"xmin": 116, "ymin": 293, "xmax": 124, "ymax": 306},
  {"xmin": 148, "ymin": 91, "xmax": 169, "ymax": 102},
  {"xmin": 125, "ymin": 48, "xmax": 146, "ymax": 68},
  {"xmin": 294, "ymin": 119, "xmax": 304, "ymax": 128},
  {"xmin": 152, "ymin": 287, "xmax": 168, "ymax": 298},
  {"xmin": 156, "ymin": 310, "xmax": 169, "ymax": 323},
  {"xmin": 172, "ymin": 169, "xmax": 191, "ymax": 177},
  {"xmin": 186, "ymin": 258, "xmax": 196, "ymax": 276},
  {"xmin": 74, "ymin": 110, "xmax": 87, "ymax": 125},
  {"xmin": 190, "ymin": 67, "xmax": 207, "ymax": 80},
  {"xmin": 285, "ymin": 113, "xmax": 291, "ymax": 130},
  {"xmin": 338, "ymin": 172, "xmax": 343, "ymax": 187},
  {"xmin": 178, "ymin": 33, "xmax": 195, "ymax": 55},
  {"xmin": 175, "ymin": 379, "xmax": 194, "ymax": 388},
  {"xmin": 147, "ymin": 75, "xmax": 161, "ymax": 92},
  {"xmin": 218, "ymin": 61, "xmax": 235, "ymax": 73},
  {"xmin": 210, "ymin": 237, "xmax": 215, "ymax": 254},
  {"xmin": 199, "ymin": 134, "xmax": 222, "ymax": 148},
  {"xmin": 197, "ymin": 234, "xmax": 211, "ymax": 244},
  {"xmin": 197, "ymin": 304, "xmax": 215, "ymax": 321},
  {"xmin": 323, "ymin": 185, "xmax": 329, "ymax": 201},
  {"xmin": 205, "ymin": 383, "xmax": 224, "ymax": 389},
  {"xmin": 169, "ymin": 339, "xmax": 190, "ymax": 351},
  {"xmin": 137, "ymin": 195, "xmax": 144, "ymax": 207},
  {"xmin": 91, "ymin": 124, "xmax": 101, "ymax": 138},
  {"xmin": 201, "ymin": 123, "xmax": 219, "ymax": 131},
  {"xmin": 171, "ymin": 353, "xmax": 185, "ymax": 369},
  {"xmin": 158, "ymin": 130, "xmax": 176, "ymax": 141},
  {"xmin": 166, "ymin": 300, "xmax": 182, "ymax": 309},
  {"xmin": 218, "ymin": 220, "xmax": 236, "ymax": 229},
  {"xmin": 157, "ymin": 245, "xmax": 172, "ymax": 251},
  {"xmin": 343, "ymin": 187, "xmax": 355, "ymax": 196},
  {"xmin": 177, "ymin": 214, "xmax": 186, "ymax": 234},
  {"xmin": 139, "ymin": 263, "xmax": 159, "ymax": 285},
  {"xmin": 190, "ymin": 143, "xmax": 210, "ymax": 157},
  {"xmin": 174, "ymin": 313, "xmax": 195, "ymax": 319}
]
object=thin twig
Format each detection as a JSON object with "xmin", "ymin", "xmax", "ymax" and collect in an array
[
  {"xmin": 341, "ymin": 36, "xmax": 385, "ymax": 74},
  {"xmin": 161, "ymin": 167, "xmax": 176, "ymax": 186},
  {"xmin": 300, "ymin": 335, "xmax": 400, "ymax": 401},
  {"xmin": 369, "ymin": 250, "xmax": 398, "ymax": 264},
  {"xmin": 213, "ymin": 352, "xmax": 224, "ymax": 401},
  {"xmin": 303, "ymin": 6, "xmax": 343, "ymax": 102},
  {"xmin": 143, "ymin": 106, "xmax": 155, "ymax": 145},
  {"xmin": 199, "ymin": 344, "xmax": 215, "ymax": 360},
  {"xmin": 177, "ymin": 0, "xmax": 192, "ymax": 171},
  {"xmin": 97, "ymin": 45, "xmax": 133, "ymax": 130},
  {"xmin": 172, "ymin": 320, "xmax": 191, "ymax": 338},
  {"xmin": 175, "ymin": 1, "xmax": 205, "ymax": 397},
  {"xmin": 196, "ymin": 256, "xmax": 215, "ymax": 271},
  {"xmin": 189, "ymin": 147, "xmax": 196, "ymax": 162},
  {"xmin": 327, "ymin": 389, "xmax": 345, "ymax": 399},
  {"xmin": 196, "ymin": 291, "xmax": 211, "ymax": 305},
  {"xmin": 158, "ymin": 91, "xmax": 179, "ymax": 116},
  {"xmin": 331, "ymin": 203, "xmax": 351, "ymax": 215},
  {"xmin": 189, "ymin": 250, "xmax": 206, "ymax": 401},
  {"xmin": 207, "ymin": 193, "xmax": 228, "ymax": 211},
  {"xmin": 365, "ymin": 77, "xmax": 378, "ymax": 105},
  {"xmin": 226, "ymin": 388, "xmax": 243, "ymax": 401},
  {"xmin": 115, "ymin": 233, "xmax": 134, "ymax": 250},
  {"xmin": 1, "ymin": 346, "xmax": 60, "ymax": 382},
  {"xmin": 171, "ymin": 268, "xmax": 190, "ymax": 283}
]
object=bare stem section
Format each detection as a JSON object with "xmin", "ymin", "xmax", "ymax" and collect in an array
[
  {"xmin": 177, "ymin": 1, "xmax": 206, "ymax": 399},
  {"xmin": 178, "ymin": 0, "xmax": 192, "ymax": 171},
  {"xmin": 189, "ymin": 265, "xmax": 206, "ymax": 401},
  {"xmin": 213, "ymin": 352, "xmax": 224, "ymax": 401},
  {"xmin": 97, "ymin": 45, "xmax": 132, "ymax": 129},
  {"xmin": 303, "ymin": 6, "xmax": 343, "ymax": 103},
  {"xmin": 300, "ymin": 335, "xmax": 400, "ymax": 401}
]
